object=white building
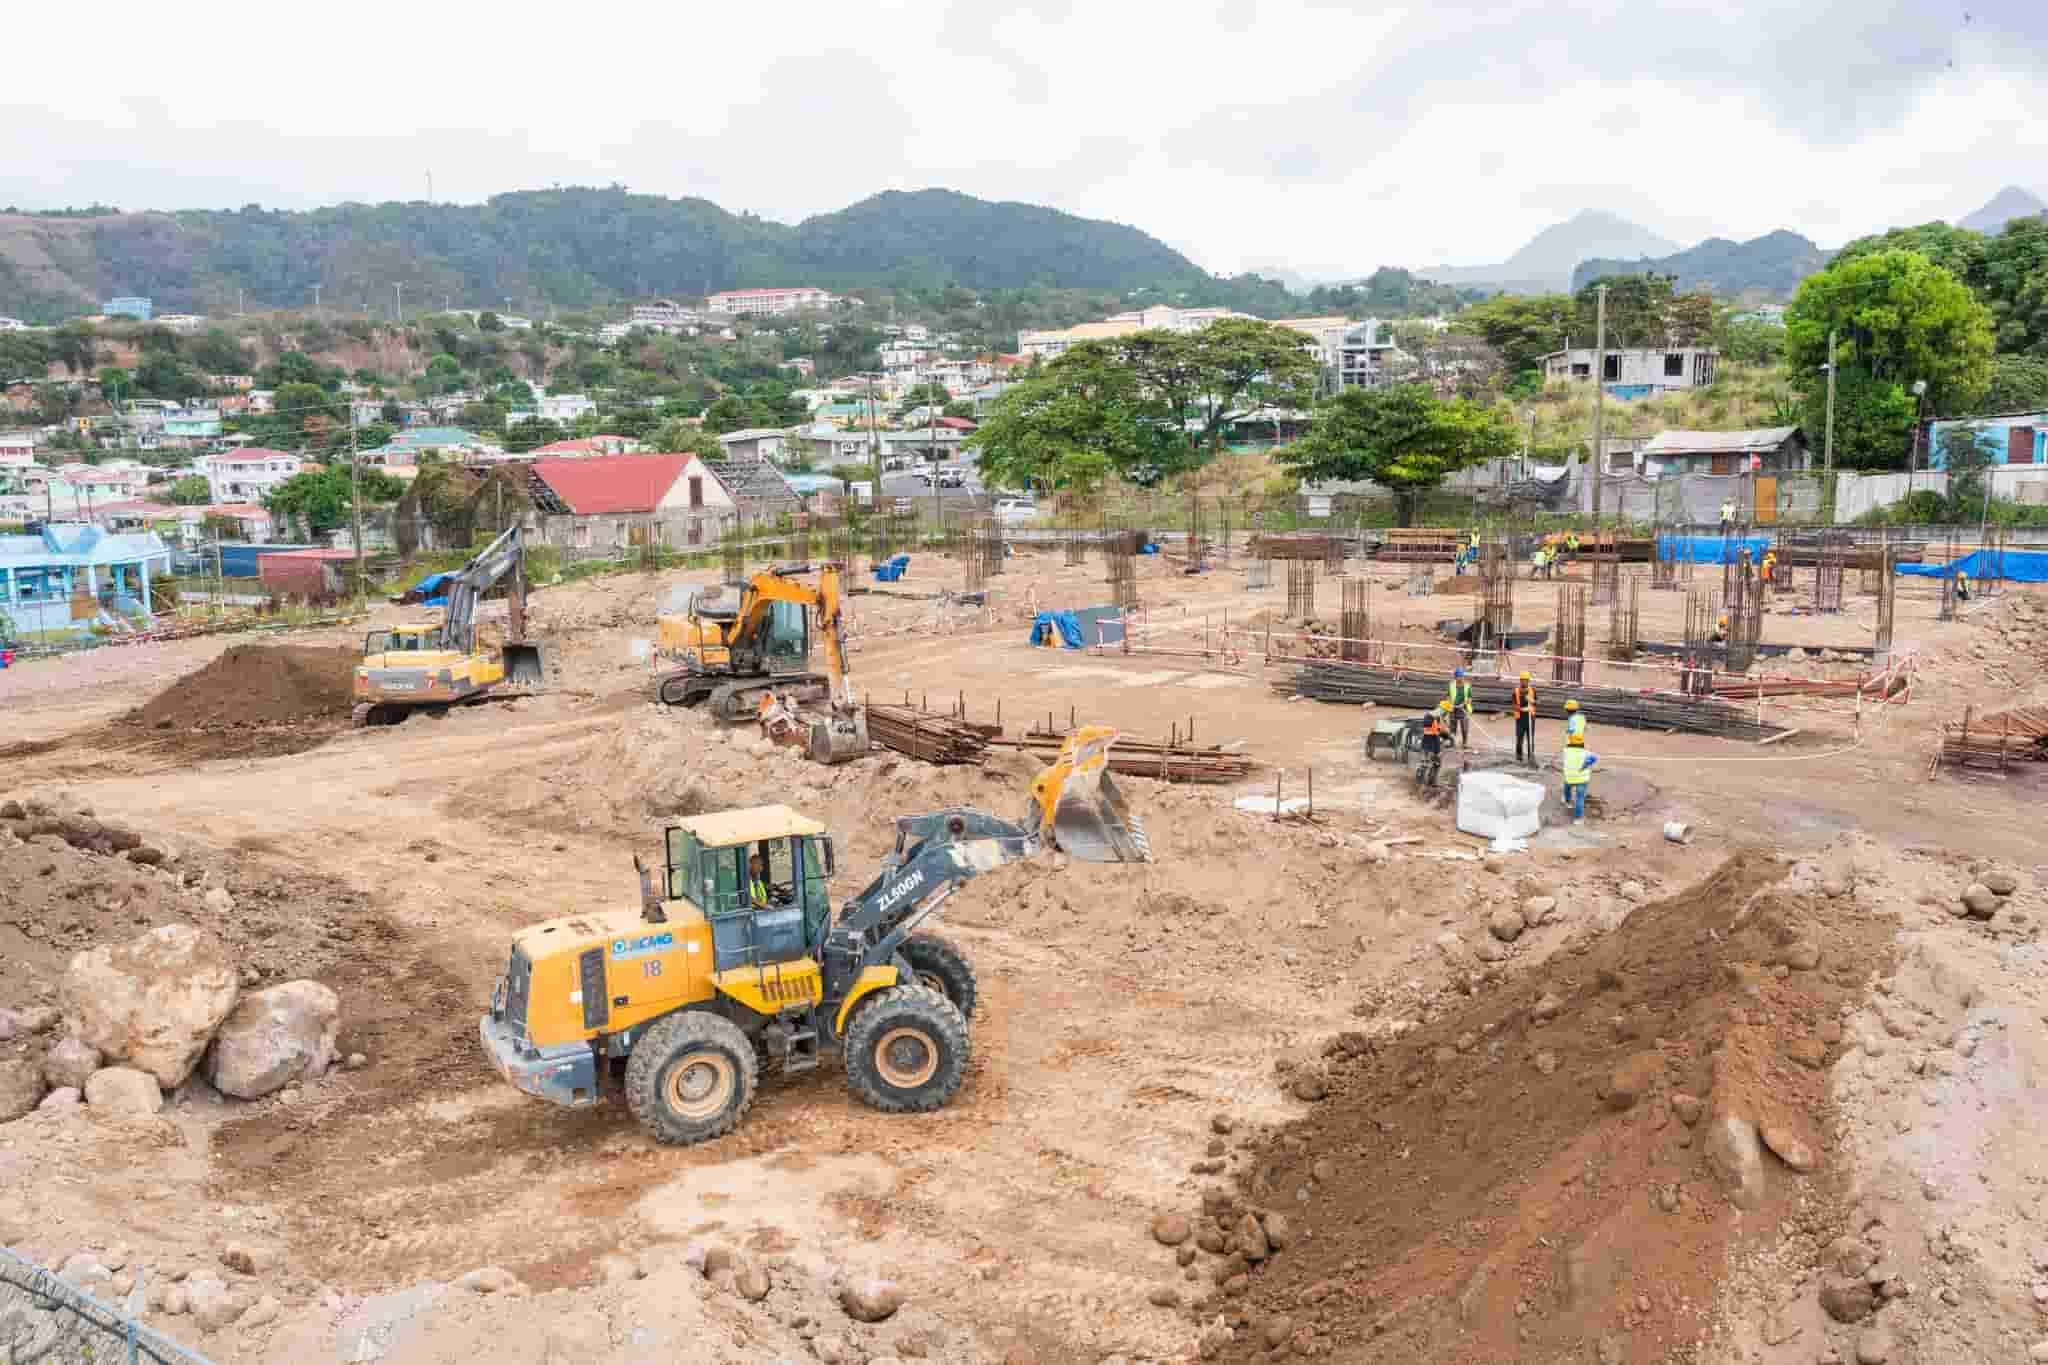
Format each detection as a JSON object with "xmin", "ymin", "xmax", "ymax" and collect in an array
[
  {"xmin": 155, "ymin": 313, "xmax": 207, "ymax": 334},
  {"xmin": 706, "ymin": 287, "xmax": 837, "ymax": 318},
  {"xmin": 902, "ymin": 324, "xmax": 929, "ymax": 342},
  {"xmin": 0, "ymin": 317, "xmax": 28, "ymax": 332},
  {"xmin": 498, "ymin": 315, "xmax": 534, "ymax": 331},
  {"xmin": 206, "ymin": 448, "xmax": 306, "ymax": 504},
  {"xmin": 1332, "ymin": 319, "xmax": 1405, "ymax": 390},
  {"xmin": 0, "ymin": 431, "xmax": 37, "ymax": 466},
  {"xmin": 631, "ymin": 300, "xmax": 702, "ymax": 327},
  {"xmin": 1541, "ymin": 346, "xmax": 1720, "ymax": 394},
  {"xmin": 1018, "ymin": 304, "xmax": 1254, "ymax": 360},
  {"xmin": 538, "ymin": 394, "xmax": 596, "ymax": 423}
]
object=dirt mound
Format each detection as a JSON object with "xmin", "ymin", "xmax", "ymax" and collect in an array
[
  {"xmin": 1179, "ymin": 851, "xmax": 1898, "ymax": 1363},
  {"xmin": 131, "ymin": 644, "xmax": 358, "ymax": 730}
]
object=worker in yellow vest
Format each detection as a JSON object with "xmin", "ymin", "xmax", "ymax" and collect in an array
[
  {"xmin": 1445, "ymin": 667, "xmax": 1473, "ymax": 748},
  {"xmin": 1512, "ymin": 670, "xmax": 1538, "ymax": 766},
  {"xmin": 1563, "ymin": 697, "xmax": 1586, "ymax": 747},
  {"xmin": 1562, "ymin": 734, "xmax": 1598, "ymax": 822},
  {"xmin": 1762, "ymin": 549, "xmax": 1778, "ymax": 592},
  {"xmin": 1956, "ymin": 569, "xmax": 1972, "ymax": 602}
]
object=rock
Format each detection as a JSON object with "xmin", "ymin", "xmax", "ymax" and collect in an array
[
  {"xmin": 1853, "ymin": 1325, "xmax": 1893, "ymax": 1363},
  {"xmin": 0, "ymin": 1060, "xmax": 47, "ymax": 1123},
  {"xmin": 734, "ymin": 1261, "xmax": 770, "ymax": 1302},
  {"xmin": 2029, "ymin": 1343, "xmax": 2048, "ymax": 1363},
  {"xmin": 63, "ymin": 924, "xmax": 241, "ymax": 1087},
  {"xmin": 1533, "ymin": 1050, "xmax": 1559, "ymax": 1076},
  {"xmin": 1262, "ymin": 1316, "xmax": 1294, "ymax": 1349},
  {"xmin": 1198, "ymin": 1325, "xmax": 1233, "ymax": 1359},
  {"xmin": 203, "ymin": 887, "xmax": 234, "ymax": 914},
  {"xmin": 1618, "ymin": 880, "xmax": 1646, "ymax": 902},
  {"xmin": 1523, "ymin": 896, "xmax": 1557, "ymax": 924},
  {"xmin": 42, "ymin": 1037, "xmax": 103, "ymax": 1091},
  {"xmin": 1821, "ymin": 879, "xmax": 1847, "ymax": 899},
  {"xmin": 1235, "ymin": 1212, "xmax": 1270, "ymax": 1262},
  {"xmin": 14, "ymin": 1007, "xmax": 57, "ymax": 1034},
  {"xmin": 83, "ymin": 1066, "xmax": 162, "ymax": 1118},
  {"xmin": 38, "ymin": 1087, "xmax": 80, "ymax": 1111},
  {"xmin": 1195, "ymin": 1223, "xmax": 1227, "ymax": 1255},
  {"xmin": 238, "ymin": 1295, "xmax": 281, "ymax": 1329},
  {"xmin": 1147, "ymin": 1285, "xmax": 1180, "ymax": 1308},
  {"xmin": 221, "ymin": 1242, "xmax": 280, "ymax": 1276},
  {"xmin": 57, "ymin": 1253, "xmax": 112, "ymax": 1291},
  {"xmin": 1264, "ymin": 1212, "xmax": 1293, "ymax": 1250},
  {"xmin": 1210, "ymin": 1113, "xmax": 1234, "ymax": 1135},
  {"xmin": 345, "ymin": 1052, "xmax": 368, "ymax": 1070},
  {"xmin": 454, "ymin": 1266, "xmax": 522, "ymax": 1295},
  {"xmin": 1488, "ymin": 908, "xmax": 1525, "ymax": 943},
  {"xmin": 1704, "ymin": 1115, "xmax": 1765, "ymax": 1210},
  {"xmin": 841, "ymin": 1277, "xmax": 906, "ymax": 1322},
  {"xmin": 1961, "ymin": 884, "xmax": 2000, "ymax": 918},
  {"xmin": 127, "ymin": 845, "xmax": 166, "ymax": 866},
  {"xmin": 1784, "ymin": 941, "xmax": 1821, "ymax": 971},
  {"xmin": 1820, "ymin": 1278, "xmax": 1878, "ymax": 1323},
  {"xmin": 1151, "ymin": 1213, "xmax": 1192, "ymax": 1247},
  {"xmin": 1985, "ymin": 871, "xmax": 2019, "ymax": 895},
  {"xmin": 1604, "ymin": 1052, "xmax": 1663, "ymax": 1111},
  {"xmin": 1787, "ymin": 1038, "xmax": 1828, "ymax": 1069},
  {"xmin": 1759, "ymin": 1122, "xmax": 1817, "ymax": 1173},
  {"xmin": 700, "ymin": 1244, "xmax": 733, "ymax": 1278},
  {"xmin": 186, "ymin": 1274, "xmax": 247, "ymax": 1333},
  {"xmin": 1532, "ymin": 992, "xmax": 1562, "ymax": 1022},
  {"xmin": 1669, "ymin": 1093, "xmax": 1703, "ymax": 1126},
  {"xmin": 204, "ymin": 980, "xmax": 340, "ymax": 1099},
  {"xmin": 1833, "ymin": 1237, "xmax": 1875, "ymax": 1278},
  {"xmin": 1290, "ymin": 1072, "xmax": 1328, "ymax": 1102}
]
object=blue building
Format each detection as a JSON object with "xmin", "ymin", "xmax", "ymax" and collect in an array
[
  {"xmin": 103, "ymin": 297, "xmax": 154, "ymax": 322},
  {"xmin": 0, "ymin": 524, "xmax": 172, "ymax": 636},
  {"xmin": 1926, "ymin": 410, "xmax": 2046, "ymax": 469}
]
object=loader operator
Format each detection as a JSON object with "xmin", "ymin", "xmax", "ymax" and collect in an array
[{"xmin": 748, "ymin": 852, "xmax": 772, "ymax": 909}]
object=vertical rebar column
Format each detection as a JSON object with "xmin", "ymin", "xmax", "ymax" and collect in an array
[
  {"xmin": 1607, "ymin": 572, "xmax": 1640, "ymax": 660},
  {"xmin": 1340, "ymin": 577, "xmax": 1367, "ymax": 662},
  {"xmin": 1875, "ymin": 540, "xmax": 1896, "ymax": 657},
  {"xmin": 1725, "ymin": 554, "xmax": 1761, "ymax": 674},
  {"xmin": 1553, "ymin": 585, "xmax": 1586, "ymax": 684},
  {"xmin": 1589, "ymin": 553, "xmax": 1619, "ymax": 605},
  {"xmin": 1814, "ymin": 535, "xmax": 1844, "ymax": 613},
  {"xmin": 1216, "ymin": 498, "xmax": 1232, "ymax": 568},
  {"xmin": 1479, "ymin": 534, "xmax": 1513, "ymax": 660},
  {"xmin": 1247, "ymin": 521, "xmax": 1271, "ymax": 591},
  {"xmin": 964, "ymin": 525, "xmax": 988, "ymax": 595},
  {"xmin": 1187, "ymin": 488, "xmax": 1208, "ymax": 571},
  {"xmin": 1939, "ymin": 527, "xmax": 1958, "ymax": 621},
  {"xmin": 1287, "ymin": 558, "xmax": 1318, "ymax": 618},
  {"xmin": 1650, "ymin": 517, "xmax": 1675, "ymax": 589},
  {"xmin": 722, "ymin": 514, "xmax": 746, "ymax": 587},
  {"xmin": 1064, "ymin": 503, "xmax": 1086, "ymax": 566},
  {"xmin": 1108, "ymin": 530, "xmax": 1139, "ymax": 613},
  {"xmin": 1323, "ymin": 525, "xmax": 1344, "ymax": 577}
]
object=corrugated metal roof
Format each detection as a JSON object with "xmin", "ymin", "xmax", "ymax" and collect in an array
[
  {"xmin": 529, "ymin": 454, "xmax": 694, "ymax": 514},
  {"xmin": 705, "ymin": 459, "xmax": 796, "ymax": 503},
  {"xmin": 1640, "ymin": 426, "xmax": 1801, "ymax": 456}
]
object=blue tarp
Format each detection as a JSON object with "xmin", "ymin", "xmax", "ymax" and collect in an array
[
  {"xmin": 1896, "ymin": 549, "xmax": 2048, "ymax": 583},
  {"xmin": 407, "ymin": 572, "xmax": 452, "ymax": 607},
  {"xmin": 1656, "ymin": 535, "xmax": 1775, "ymax": 566},
  {"xmin": 1029, "ymin": 611, "xmax": 1086, "ymax": 649},
  {"xmin": 873, "ymin": 554, "xmax": 912, "ymax": 583}
]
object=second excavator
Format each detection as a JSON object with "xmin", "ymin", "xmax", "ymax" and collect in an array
[{"xmin": 654, "ymin": 562, "xmax": 867, "ymax": 763}]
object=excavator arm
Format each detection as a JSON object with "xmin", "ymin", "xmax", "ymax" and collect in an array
[{"xmin": 446, "ymin": 524, "xmax": 542, "ymax": 683}]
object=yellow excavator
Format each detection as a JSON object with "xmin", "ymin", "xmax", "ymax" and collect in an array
[
  {"xmin": 654, "ymin": 562, "xmax": 866, "ymax": 763},
  {"xmin": 353, "ymin": 524, "xmax": 543, "ymax": 726},
  {"xmin": 480, "ymin": 727, "xmax": 1150, "ymax": 1144}
]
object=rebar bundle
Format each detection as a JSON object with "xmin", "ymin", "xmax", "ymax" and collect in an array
[
  {"xmin": 1287, "ymin": 558, "xmax": 1318, "ymax": 618},
  {"xmin": 1554, "ymin": 584, "xmax": 1586, "ymax": 684},
  {"xmin": 1606, "ymin": 573, "xmax": 1640, "ymax": 660},
  {"xmin": 865, "ymin": 702, "xmax": 988, "ymax": 764},
  {"xmin": 1274, "ymin": 662, "xmax": 1786, "ymax": 740},
  {"xmin": 1340, "ymin": 578, "xmax": 1371, "ymax": 663},
  {"xmin": 1938, "ymin": 703, "xmax": 2048, "ymax": 771}
]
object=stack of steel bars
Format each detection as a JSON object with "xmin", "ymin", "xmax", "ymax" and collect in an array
[
  {"xmin": 1275, "ymin": 660, "xmax": 1786, "ymax": 740},
  {"xmin": 1010, "ymin": 728, "xmax": 1252, "ymax": 783},
  {"xmin": 1711, "ymin": 674, "xmax": 1907, "ymax": 701},
  {"xmin": 864, "ymin": 702, "xmax": 989, "ymax": 765},
  {"xmin": 1937, "ymin": 703, "xmax": 2048, "ymax": 771}
]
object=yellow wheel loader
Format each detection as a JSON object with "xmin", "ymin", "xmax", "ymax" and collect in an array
[
  {"xmin": 353, "ymin": 525, "xmax": 542, "ymax": 726},
  {"xmin": 479, "ymin": 727, "xmax": 1149, "ymax": 1143}
]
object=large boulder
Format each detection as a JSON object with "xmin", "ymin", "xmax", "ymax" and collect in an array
[
  {"xmin": 42, "ymin": 1037, "xmax": 103, "ymax": 1091},
  {"xmin": 204, "ymin": 981, "xmax": 341, "ymax": 1099},
  {"xmin": 63, "ymin": 925, "xmax": 240, "ymax": 1087},
  {"xmin": 84, "ymin": 1067, "xmax": 164, "ymax": 1118},
  {"xmin": 0, "ymin": 1061, "xmax": 47, "ymax": 1123}
]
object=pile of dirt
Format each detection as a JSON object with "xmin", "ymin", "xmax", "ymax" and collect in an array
[
  {"xmin": 1169, "ymin": 851, "xmax": 1899, "ymax": 1363},
  {"xmin": 130, "ymin": 644, "xmax": 358, "ymax": 731}
]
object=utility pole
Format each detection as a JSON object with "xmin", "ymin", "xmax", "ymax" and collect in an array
[
  {"xmin": 1589, "ymin": 284, "xmax": 1607, "ymax": 523},
  {"xmin": 237, "ymin": 287, "xmax": 244, "ymax": 317},
  {"xmin": 394, "ymin": 283, "xmax": 404, "ymax": 324},
  {"xmin": 1822, "ymin": 328, "xmax": 1838, "ymax": 520},
  {"xmin": 312, "ymin": 284, "xmax": 322, "ymax": 318},
  {"xmin": 349, "ymin": 421, "xmax": 365, "ymax": 612},
  {"xmin": 866, "ymin": 374, "xmax": 882, "ymax": 510}
]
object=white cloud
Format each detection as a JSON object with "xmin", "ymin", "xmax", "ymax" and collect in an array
[{"xmin": 3, "ymin": 0, "xmax": 2043, "ymax": 278}]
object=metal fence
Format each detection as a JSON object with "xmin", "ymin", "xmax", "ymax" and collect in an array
[{"xmin": 0, "ymin": 1247, "xmax": 213, "ymax": 1364}]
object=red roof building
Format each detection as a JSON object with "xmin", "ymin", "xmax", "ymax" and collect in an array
[{"xmin": 531, "ymin": 435, "xmax": 640, "ymax": 457}]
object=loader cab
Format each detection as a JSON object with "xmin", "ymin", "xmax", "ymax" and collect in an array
[{"xmin": 663, "ymin": 806, "xmax": 837, "ymax": 972}]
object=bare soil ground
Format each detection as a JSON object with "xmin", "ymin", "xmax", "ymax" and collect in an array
[{"xmin": 2, "ymin": 546, "xmax": 2046, "ymax": 1365}]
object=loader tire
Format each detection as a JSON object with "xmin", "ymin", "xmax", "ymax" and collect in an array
[
  {"xmin": 899, "ymin": 933, "xmax": 978, "ymax": 1022},
  {"xmin": 843, "ymin": 986, "xmax": 969, "ymax": 1115},
  {"xmin": 625, "ymin": 1011, "xmax": 757, "ymax": 1145}
]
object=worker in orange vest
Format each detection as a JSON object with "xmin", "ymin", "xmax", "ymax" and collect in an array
[{"xmin": 1512, "ymin": 670, "xmax": 1539, "ymax": 767}]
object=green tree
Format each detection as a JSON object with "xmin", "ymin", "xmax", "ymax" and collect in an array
[
  {"xmin": 168, "ymin": 475, "xmax": 213, "ymax": 504},
  {"xmin": 1787, "ymin": 249, "xmax": 1995, "ymax": 468},
  {"xmin": 1454, "ymin": 294, "xmax": 1574, "ymax": 377},
  {"xmin": 654, "ymin": 421, "xmax": 723, "ymax": 458},
  {"xmin": 1275, "ymin": 384, "xmax": 1519, "ymax": 525},
  {"xmin": 0, "ymin": 330, "xmax": 52, "ymax": 378},
  {"xmin": 702, "ymin": 395, "xmax": 754, "ymax": 434},
  {"xmin": 478, "ymin": 311, "xmax": 504, "ymax": 333},
  {"xmin": 264, "ymin": 464, "xmax": 405, "ymax": 539},
  {"xmin": 1720, "ymin": 317, "xmax": 1787, "ymax": 366},
  {"xmin": 1978, "ymin": 214, "xmax": 2048, "ymax": 356},
  {"xmin": 504, "ymin": 417, "xmax": 565, "ymax": 452},
  {"xmin": 942, "ymin": 400, "xmax": 976, "ymax": 419},
  {"xmin": 1938, "ymin": 423, "xmax": 1993, "ymax": 522},
  {"xmin": 186, "ymin": 328, "xmax": 251, "ymax": 375},
  {"xmin": 1801, "ymin": 369, "xmax": 1916, "ymax": 473},
  {"xmin": 967, "ymin": 371, "xmax": 1181, "ymax": 490},
  {"xmin": 895, "ymin": 382, "xmax": 951, "ymax": 416},
  {"xmin": 48, "ymin": 324, "xmax": 98, "ymax": 375},
  {"xmin": 354, "ymin": 421, "xmax": 397, "ymax": 451},
  {"xmin": 1984, "ymin": 355, "xmax": 2048, "ymax": 413},
  {"xmin": 257, "ymin": 350, "xmax": 332, "ymax": 391},
  {"xmin": 1831, "ymin": 222, "xmax": 1985, "ymax": 285}
]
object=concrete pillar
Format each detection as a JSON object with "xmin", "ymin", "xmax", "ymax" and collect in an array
[{"xmin": 137, "ymin": 557, "xmax": 153, "ymax": 623}]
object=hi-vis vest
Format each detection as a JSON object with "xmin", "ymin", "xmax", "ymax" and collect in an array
[
  {"xmin": 1513, "ymin": 684, "xmax": 1537, "ymax": 716},
  {"xmin": 1562, "ymin": 748, "xmax": 1595, "ymax": 785},
  {"xmin": 1447, "ymin": 680, "xmax": 1472, "ymax": 712},
  {"xmin": 1566, "ymin": 712, "xmax": 1586, "ymax": 740}
]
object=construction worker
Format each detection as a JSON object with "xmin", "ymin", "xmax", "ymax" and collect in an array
[
  {"xmin": 1565, "ymin": 530, "xmax": 1581, "ymax": 560},
  {"xmin": 1712, "ymin": 614, "xmax": 1728, "ymax": 643},
  {"xmin": 1512, "ymin": 670, "xmax": 1538, "ymax": 766},
  {"xmin": 1956, "ymin": 569, "xmax": 1972, "ymax": 602},
  {"xmin": 1563, "ymin": 697, "xmax": 1586, "ymax": 747},
  {"xmin": 1719, "ymin": 498, "xmax": 1735, "ymax": 533},
  {"xmin": 748, "ymin": 852, "xmax": 771, "ymax": 909},
  {"xmin": 1561, "ymin": 734, "xmax": 1598, "ymax": 822},
  {"xmin": 1530, "ymin": 543, "xmax": 1547, "ymax": 579},
  {"xmin": 1761, "ymin": 549, "xmax": 1778, "ymax": 592},
  {"xmin": 1417, "ymin": 701, "xmax": 1449, "ymax": 787},
  {"xmin": 1445, "ymin": 667, "xmax": 1473, "ymax": 748}
]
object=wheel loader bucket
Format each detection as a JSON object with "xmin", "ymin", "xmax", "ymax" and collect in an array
[
  {"xmin": 503, "ymin": 642, "xmax": 544, "ymax": 686},
  {"xmin": 1031, "ymin": 725, "xmax": 1152, "ymax": 862}
]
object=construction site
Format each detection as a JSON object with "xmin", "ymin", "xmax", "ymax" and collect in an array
[{"xmin": 3, "ymin": 507, "xmax": 2048, "ymax": 1365}]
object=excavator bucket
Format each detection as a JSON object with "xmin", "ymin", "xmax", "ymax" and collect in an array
[
  {"xmin": 503, "ymin": 642, "xmax": 544, "ymax": 686},
  {"xmin": 807, "ymin": 707, "xmax": 869, "ymax": 766},
  {"xmin": 1030, "ymin": 725, "xmax": 1152, "ymax": 863}
]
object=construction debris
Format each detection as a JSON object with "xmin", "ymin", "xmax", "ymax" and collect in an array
[{"xmin": 1274, "ymin": 661, "xmax": 1788, "ymax": 740}]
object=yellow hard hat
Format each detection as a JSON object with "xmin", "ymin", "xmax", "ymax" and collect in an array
[
  {"xmin": 1518, "ymin": 671, "xmax": 1531, "ymax": 681},
  {"xmin": 1567, "ymin": 733, "xmax": 1585, "ymax": 746},
  {"xmin": 1719, "ymin": 614, "xmax": 1729, "ymax": 626},
  {"xmin": 1437, "ymin": 699, "xmax": 1452, "ymax": 712},
  {"xmin": 1565, "ymin": 699, "xmax": 1579, "ymax": 712}
]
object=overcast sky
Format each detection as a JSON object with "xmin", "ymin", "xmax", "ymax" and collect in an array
[{"xmin": 6, "ymin": 0, "xmax": 2044, "ymax": 279}]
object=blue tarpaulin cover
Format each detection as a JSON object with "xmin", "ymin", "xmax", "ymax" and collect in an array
[
  {"xmin": 1029, "ymin": 611, "xmax": 1086, "ymax": 648},
  {"xmin": 1655, "ymin": 535, "xmax": 1776, "ymax": 565},
  {"xmin": 1896, "ymin": 549, "xmax": 2048, "ymax": 583},
  {"xmin": 407, "ymin": 572, "xmax": 452, "ymax": 606},
  {"xmin": 873, "ymin": 554, "xmax": 912, "ymax": 583}
]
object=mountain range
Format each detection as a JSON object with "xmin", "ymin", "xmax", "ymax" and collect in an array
[
  {"xmin": 1958, "ymin": 185, "xmax": 2047, "ymax": 233},
  {"xmin": 1416, "ymin": 210, "xmax": 1680, "ymax": 294},
  {"xmin": 1570, "ymin": 229, "xmax": 1835, "ymax": 298}
]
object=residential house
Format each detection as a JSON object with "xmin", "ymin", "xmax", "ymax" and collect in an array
[
  {"xmin": 902, "ymin": 324, "xmax": 929, "ymax": 343},
  {"xmin": 1926, "ymin": 409, "xmax": 2047, "ymax": 469},
  {"xmin": 631, "ymin": 300, "xmax": 702, "ymax": 327},
  {"xmin": 1542, "ymin": 346, "xmax": 1720, "ymax": 397},
  {"xmin": 706, "ymin": 287, "xmax": 837, "ymax": 318},
  {"xmin": 58, "ymin": 462, "xmax": 152, "ymax": 504},
  {"xmin": 497, "ymin": 315, "xmax": 534, "ymax": 331},
  {"xmin": 880, "ymin": 341, "xmax": 933, "ymax": 373},
  {"xmin": 523, "ymin": 453, "xmax": 785, "ymax": 552},
  {"xmin": 0, "ymin": 522, "xmax": 172, "ymax": 634},
  {"xmin": 1732, "ymin": 305, "xmax": 1787, "ymax": 326},
  {"xmin": 794, "ymin": 423, "xmax": 874, "ymax": 467},
  {"xmin": 531, "ymin": 435, "xmax": 643, "ymax": 457},
  {"xmin": 387, "ymin": 428, "xmax": 496, "ymax": 461},
  {"xmin": 716, "ymin": 428, "xmax": 788, "ymax": 464},
  {"xmin": 248, "ymin": 390, "xmax": 276, "ymax": 414},
  {"xmin": 0, "ymin": 431, "xmax": 36, "ymax": 466},
  {"xmin": 206, "ymin": 448, "xmax": 306, "ymax": 503},
  {"xmin": 209, "ymin": 375, "xmax": 256, "ymax": 392},
  {"xmin": 103, "ymin": 297, "xmax": 153, "ymax": 321},
  {"xmin": 1638, "ymin": 427, "xmax": 1808, "ymax": 476},
  {"xmin": 161, "ymin": 406, "xmax": 222, "ymax": 442},
  {"xmin": 538, "ymin": 394, "xmax": 596, "ymax": 423},
  {"xmin": 156, "ymin": 314, "xmax": 207, "ymax": 335},
  {"xmin": 778, "ymin": 357, "xmax": 816, "ymax": 379},
  {"xmin": 0, "ymin": 317, "xmax": 28, "ymax": 332}
]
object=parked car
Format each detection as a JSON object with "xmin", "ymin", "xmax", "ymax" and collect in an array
[
  {"xmin": 937, "ymin": 467, "xmax": 966, "ymax": 488},
  {"xmin": 994, "ymin": 498, "xmax": 1038, "ymax": 525}
]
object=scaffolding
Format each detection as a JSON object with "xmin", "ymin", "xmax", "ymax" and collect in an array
[
  {"xmin": 1287, "ymin": 557, "xmax": 1318, "ymax": 618},
  {"xmin": 1553, "ymin": 585, "xmax": 1586, "ymax": 684},
  {"xmin": 1606, "ymin": 573, "xmax": 1640, "ymax": 660},
  {"xmin": 1340, "ymin": 577, "xmax": 1371, "ymax": 663}
]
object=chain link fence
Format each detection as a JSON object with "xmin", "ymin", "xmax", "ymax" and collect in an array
[{"xmin": 0, "ymin": 1247, "xmax": 213, "ymax": 1365}]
